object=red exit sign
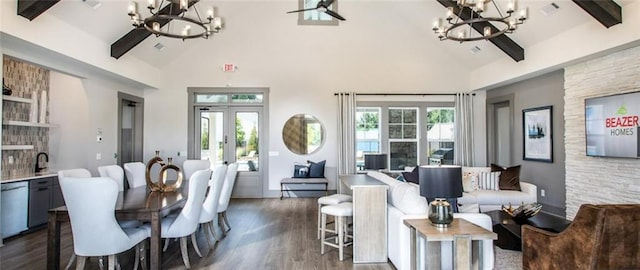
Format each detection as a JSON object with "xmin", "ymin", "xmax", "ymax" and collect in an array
[{"xmin": 222, "ymin": 64, "xmax": 236, "ymax": 72}]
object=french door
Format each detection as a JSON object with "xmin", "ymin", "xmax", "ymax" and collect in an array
[{"xmin": 195, "ymin": 106, "xmax": 262, "ymax": 197}]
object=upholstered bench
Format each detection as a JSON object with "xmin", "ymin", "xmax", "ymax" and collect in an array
[{"xmin": 280, "ymin": 178, "xmax": 328, "ymax": 199}]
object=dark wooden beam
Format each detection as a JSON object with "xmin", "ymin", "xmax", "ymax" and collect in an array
[
  {"xmin": 17, "ymin": 0, "xmax": 60, "ymax": 21},
  {"xmin": 110, "ymin": 1, "xmax": 195, "ymax": 59},
  {"xmin": 572, "ymin": 0, "xmax": 622, "ymax": 28},
  {"xmin": 436, "ymin": 0, "xmax": 525, "ymax": 62}
]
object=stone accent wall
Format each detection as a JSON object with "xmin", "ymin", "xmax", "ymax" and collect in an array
[
  {"xmin": 2, "ymin": 57, "xmax": 50, "ymax": 177},
  {"xmin": 564, "ymin": 46, "xmax": 640, "ymax": 219}
]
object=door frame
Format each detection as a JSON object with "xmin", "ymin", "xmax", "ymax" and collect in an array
[
  {"xmin": 486, "ymin": 94, "xmax": 514, "ymax": 165},
  {"xmin": 117, "ymin": 92, "xmax": 144, "ymax": 166},
  {"xmin": 187, "ymin": 87, "xmax": 269, "ymax": 198}
]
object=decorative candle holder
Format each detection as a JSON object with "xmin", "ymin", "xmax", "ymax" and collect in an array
[{"xmin": 145, "ymin": 151, "xmax": 184, "ymax": 192}]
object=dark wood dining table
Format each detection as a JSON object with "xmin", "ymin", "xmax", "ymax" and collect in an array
[{"xmin": 47, "ymin": 185, "xmax": 188, "ymax": 270}]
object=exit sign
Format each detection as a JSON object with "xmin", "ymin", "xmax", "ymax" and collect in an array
[{"xmin": 222, "ymin": 64, "xmax": 236, "ymax": 72}]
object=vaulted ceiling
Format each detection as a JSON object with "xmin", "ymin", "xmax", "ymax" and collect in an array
[{"xmin": 14, "ymin": 0, "xmax": 631, "ymax": 72}]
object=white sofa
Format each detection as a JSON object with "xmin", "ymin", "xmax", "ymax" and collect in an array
[
  {"xmin": 367, "ymin": 171, "xmax": 495, "ymax": 270},
  {"xmin": 457, "ymin": 166, "xmax": 537, "ymax": 212}
]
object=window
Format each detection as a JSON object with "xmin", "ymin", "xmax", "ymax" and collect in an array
[
  {"xmin": 296, "ymin": 0, "xmax": 340, "ymax": 26},
  {"xmin": 355, "ymin": 103, "xmax": 455, "ymax": 171},
  {"xmin": 426, "ymin": 107, "xmax": 455, "ymax": 165},
  {"xmin": 356, "ymin": 108, "xmax": 381, "ymax": 171},
  {"xmin": 388, "ymin": 108, "xmax": 418, "ymax": 170}
]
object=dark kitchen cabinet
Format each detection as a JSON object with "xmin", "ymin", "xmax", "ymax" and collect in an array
[{"xmin": 28, "ymin": 176, "xmax": 63, "ymax": 228}]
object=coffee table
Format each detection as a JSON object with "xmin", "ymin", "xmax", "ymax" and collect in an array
[{"xmin": 486, "ymin": 210, "xmax": 571, "ymax": 251}]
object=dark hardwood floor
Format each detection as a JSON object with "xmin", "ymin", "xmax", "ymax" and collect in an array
[{"xmin": 0, "ymin": 198, "xmax": 395, "ymax": 270}]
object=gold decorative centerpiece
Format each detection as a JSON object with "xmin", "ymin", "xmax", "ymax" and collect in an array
[
  {"xmin": 502, "ymin": 202, "xmax": 542, "ymax": 223},
  {"xmin": 145, "ymin": 151, "xmax": 183, "ymax": 192}
]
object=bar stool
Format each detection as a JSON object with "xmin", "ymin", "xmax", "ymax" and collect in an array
[
  {"xmin": 317, "ymin": 194, "xmax": 352, "ymax": 239},
  {"xmin": 320, "ymin": 202, "xmax": 353, "ymax": 261}
]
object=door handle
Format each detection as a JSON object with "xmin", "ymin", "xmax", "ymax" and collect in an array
[{"xmin": 224, "ymin": 136, "xmax": 227, "ymax": 144}]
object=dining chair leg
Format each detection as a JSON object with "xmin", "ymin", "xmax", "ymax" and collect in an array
[
  {"xmin": 133, "ymin": 243, "xmax": 140, "ymax": 270},
  {"xmin": 218, "ymin": 213, "xmax": 228, "ymax": 236},
  {"xmin": 190, "ymin": 233, "xmax": 203, "ymax": 257},
  {"xmin": 75, "ymin": 256, "xmax": 87, "ymax": 270},
  {"xmin": 222, "ymin": 211, "xmax": 231, "ymax": 232},
  {"xmin": 317, "ymin": 203, "xmax": 322, "ymax": 240},
  {"xmin": 163, "ymin": 239, "xmax": 170, "ymax": 252},
  {"xmin": 65, "ymin": 253, "xmax": 76, "ymax": 270},
  {"xmin": 338, "ymin": 217, "xmax": 344, "ymax": 261},
  {"xmin": 208, "ymin": 221, "xmax": 221, "ymax": 241},
  {"xmin": 98, "ymin": 257, "xmax": 105, "ymax": 270},
  {"xmin": 107, "ymin": 255, "xmax": 116, "ymax": 270},
  {"xmin": 202, "ymin": 224, "xmax": 213, "ymax": 250},
  {"xmin": 179, "ymin": 237, "xmax": 191, "ymax": 269}
]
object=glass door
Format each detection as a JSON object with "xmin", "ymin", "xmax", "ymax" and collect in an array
[{"xmin": 197, "ymin": 107, "xmax": 227, "ymax": 168}]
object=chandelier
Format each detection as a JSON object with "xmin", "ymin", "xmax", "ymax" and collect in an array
[
  {"xmin": 127, "ymin": 0, "xmax": 223, "ymax": 40},
  {"xmin": 432, "ymin": 0, "xmax": 527, "ymax": 42}
]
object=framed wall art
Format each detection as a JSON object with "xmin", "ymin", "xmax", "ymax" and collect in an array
[{"xmin": 523, "ymin": 106, "xmax": 553, "ymax": 162}]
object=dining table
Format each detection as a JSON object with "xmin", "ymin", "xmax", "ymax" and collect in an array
[{"xmin": 47, "ymin": 185, "xmax": 188, "ymax": 270}]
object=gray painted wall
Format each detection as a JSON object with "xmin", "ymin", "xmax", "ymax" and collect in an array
[{"xmin": 485, "ymin": 70, "xmax": 566, "ymax": 216}]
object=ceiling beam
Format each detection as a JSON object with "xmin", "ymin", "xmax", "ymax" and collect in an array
[
  {"xmin": 436, "ymin": 0, "xmax": 524, "ymax": 62},
  {"xmin": 17, "ymin": 0, "xmax": 60, "ymax": 21},
  {"xmin": 110, "ymin": 1, "xmax": 195, "ymax": 59},
  {"xmin": 572, "ymin": 0, "xmax": 622, "ymax": 28}
]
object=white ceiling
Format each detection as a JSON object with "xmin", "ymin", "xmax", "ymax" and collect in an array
[{"xmin": 43, "ymin": 0, "xmax": 630, "ymax": 70}]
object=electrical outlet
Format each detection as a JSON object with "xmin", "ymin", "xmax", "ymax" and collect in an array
[
  {"xmin": 96, "ymin": 153, "xmax": 102, "ymax": 160},
  {"xmin": 8, "ymin": 156, "xmax": 14, "ymax": 164},
  {"xmin": 541, "ymin": 189, "xmax": 546, "ymax": 197}
]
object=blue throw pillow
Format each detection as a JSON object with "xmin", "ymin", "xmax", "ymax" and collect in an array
[
  {"xmin": 293, "ymin": 164, "xmax": 309, "ymax": 178},
  {"xmin": 307, "ymin": 160, "xmax": 326, "ymax": 178}
]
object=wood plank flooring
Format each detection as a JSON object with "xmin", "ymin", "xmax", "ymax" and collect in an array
[{"xmin": 0, "ymin": 198, "xmax": 395, "ymax": 270}]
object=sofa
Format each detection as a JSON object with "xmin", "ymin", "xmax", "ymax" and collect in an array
[
  {"xmin": 367, "ymin": 171, "xmax": 495, "ymax": 270},
  {"xmin": 457, "ymin": 166, "xmax": 537, "ymax": 212}
]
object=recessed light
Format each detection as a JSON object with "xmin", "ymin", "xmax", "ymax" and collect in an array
[{"xmin": 539, "ymin": 3, "xmax": 559, "ymax": 16}]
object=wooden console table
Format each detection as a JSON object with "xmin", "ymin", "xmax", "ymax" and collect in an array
[
  {"xmin": 339, "ymin": 174, "xmax": 388, "ymax": 263},
  {"xmin": 280, "ymin": 177, "xmax": 328, "ymax": 199},
  {"xmin": 404, "ymin": 218, "xmax": 497, "ymax": 270}
]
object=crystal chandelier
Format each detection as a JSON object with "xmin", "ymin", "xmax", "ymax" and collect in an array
[
  {"xmin": 432, "ymin": 0, "xmax": 527, "ymax": 42},
  {"xmin": 127, "ymin": 0, "xmax": 223, "ymax": 40}
]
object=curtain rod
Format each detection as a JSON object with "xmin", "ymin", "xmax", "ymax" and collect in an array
[{"xmin": 333, "ymin": 93, "xmax": 475, "ymax": 96}]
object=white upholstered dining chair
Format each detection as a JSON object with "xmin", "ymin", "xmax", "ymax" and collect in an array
[
  {"xmin": 182, "ymin": 159, "xmax": 211, "ymax": 181},
  {"xmin": 194, "ymin": 165, "xmax": 227, "ymax": 250},
  {"xmin": 58, "ymin": 168, "xmax": 91, "ymax": 179},
  {"xmin": 148, "ymin": 169, "xmax": 210, "ymax": 269},
  {"xmin": 218, "ymin": 163, "xmax": 238, "ymax": 235},
  {"xmin": 123, "ymin": 162, "xmax": 147, "ymax": 189},
  {"xmin": 97, "ymin": 165, "xmax": 125, "ymax": 191},
  {"xmin": 59, "ymin": 176, "xmax": 150, "ymax": 270}
]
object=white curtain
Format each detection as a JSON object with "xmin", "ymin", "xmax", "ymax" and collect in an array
[
  {"xmin": 337, "ymin": 92, "xmax": 357, "ymax": 176},
  {"xmin": 454, "ymin": 93, "xmax": 474, "ymax": 166}
]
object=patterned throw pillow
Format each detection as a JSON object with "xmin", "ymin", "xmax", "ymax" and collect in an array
[
  {"xmin": 477, "ymin": 171, "xmax": 501, "ymax": 191},
  {"xmin": 461, "ymin": 167, "xmax": 491, "ymax": 192}
]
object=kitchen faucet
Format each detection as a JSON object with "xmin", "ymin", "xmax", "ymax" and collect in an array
[{"xmin": 35, "ymin": 152, "xmax": 49, "ymax": 173}]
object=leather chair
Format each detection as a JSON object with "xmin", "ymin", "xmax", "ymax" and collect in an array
[
  {"xmin": 59, "ymin": 176, "xmax": 149, "ymax": 270},
  {"xmin": 522, "ymin": 204, "xmax": 640, "ymax": 270},
  {"xmin": 182, "ymin": 159, "xmax": 211, "ymax": 181},
  {"xmin": 97, "ymin": 165, "xmax": 125, "ymax": 191},
  {"xmin": 194, "ymin": 164, "xmax": 227, "ymax": 250},
  {"xmin": 123, "ymin": 162, "xmax": 147, "ymax": 188},
  {"xmin": 218, "ymin": 163, "xmax": 238, "ymax": 234}
]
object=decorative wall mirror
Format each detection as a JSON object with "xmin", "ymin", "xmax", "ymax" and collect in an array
[{"xmin": 282, "ymin": 114, "xmax": 325, "ymax": 155}]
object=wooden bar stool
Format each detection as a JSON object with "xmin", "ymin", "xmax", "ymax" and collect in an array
[
  {"xmin": 317, "ymin": 194, "xmax": 352, "ymax": 239},
  {"xmin": 320, "ymin": 202, "xmax": 353, "ymax": 261}
]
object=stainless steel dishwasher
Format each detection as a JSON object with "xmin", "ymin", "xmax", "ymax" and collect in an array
[{"xmin": 1, "ymin": 181, "xmax": 29, "ymax": 238}]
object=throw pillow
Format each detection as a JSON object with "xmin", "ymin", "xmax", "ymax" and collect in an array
[
  {"xmin": 477, "ymin": 171, "xmax": 500, "ymax": 191},
  {"xmin": 307, "ymin": 160, "xmax": 326, "ymax": 178},
  {"xmin": 462, "ymin": 175, "xmax": 477, "ymax": 193},
  {"xmin": 293, "ymin": 164, "xmax": 309, "ymax": 178},
  {"xmin": 402, "ymin": 166, "xmax": 419, "ymax": 184},
  {"xmin": 461, "ymin": 166, "xmax": 490, "ymax": 192},
  {"xmin": 491, "ymin": 164, "xmax": 522, "ymax": 191}
]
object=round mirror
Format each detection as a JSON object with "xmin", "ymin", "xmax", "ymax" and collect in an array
[{"xmin": 282, "ymin": 114, "xmax": 325, "ymax": 155}]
